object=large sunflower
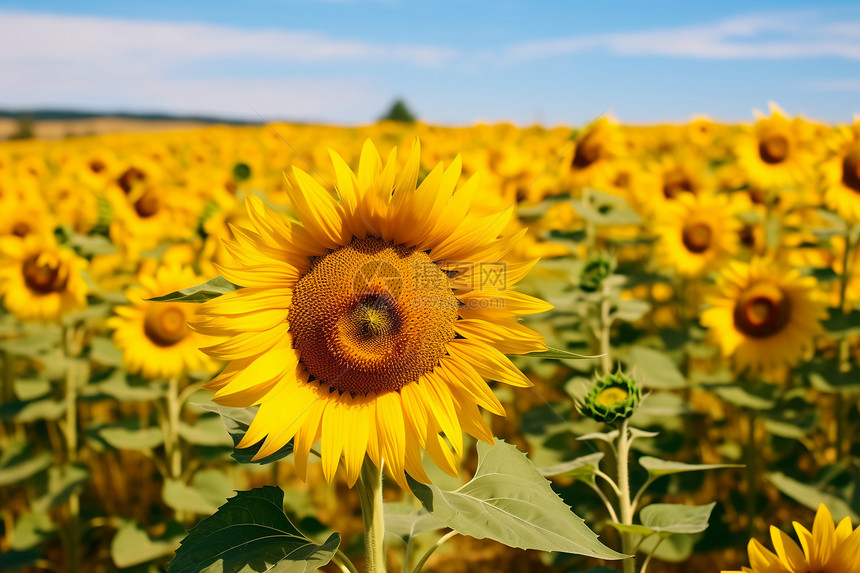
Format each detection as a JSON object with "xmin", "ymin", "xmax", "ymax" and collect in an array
[
  {"xmin": 652, "ymin": 192, "xmax": 740, "ymax": 277},
  {"xmin": 109, "ymin": 263, "xmax": 218, "ymax": 379},
  {"xmin": 194, "ymin": 140, "xmax": 550, "ymax": 488},
  {"xmin": 701, "ymin": 258, "xmax": 826, "ymax": 372},
  {"xmin": 736, "ymin": 105, "xmax": 810, "ymax": 190},
  {"xmin": 823, "ymin": 137, "xmax": 860, "ymax": 223},
  {"xmin": 0, "ymin": 236, "xmax": 88, "ymax": 322},
  {"xmin": 723, "ymin": 504, "xmax": 860, "ymax": 573}
]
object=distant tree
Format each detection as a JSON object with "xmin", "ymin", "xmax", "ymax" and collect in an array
[
  {"xmin": 8, "ymin": 115, "xmax": 34, "ymax": 140},
  {"xmin": 379, "ymin": 99, "xmax": 416, "ymax": 123}
]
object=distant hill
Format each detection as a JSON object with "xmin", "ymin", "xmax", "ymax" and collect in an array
[{"xmin": 0, "ymin": 108, "xmax": 257, "ymax": 124}]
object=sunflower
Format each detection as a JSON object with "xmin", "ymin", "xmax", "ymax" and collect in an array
[
  {"xmin": 723, "ymin": 504, "xmax": 860, "ymax": 573},
  {"xmin": 736, "ymin": 105, "xmax": 810, "ymax": 190},
  {"xmin": 0, "ymin": 236, "xmax": 88, "ymax": 322},
  {"xmin": 193, "ymin": 140, "xmax": 550, "ymax": 488},
  {"xmin": 701, "ymin": 258, "xmax": 826, "ymax": 372},
  {"xmin": 108, "ymin": 263, "xmax": 218, "ymax": 379},
  {"xmin": 652, "ymin": 192, "xmax": 740, "ymax": 277},
  {"xmin": 564, "ymin": 117, "xmax": 623, "ymax": 190},
  {"xmin": 823, "ymin": 137, "xmax": 860, "ymax": 223}
]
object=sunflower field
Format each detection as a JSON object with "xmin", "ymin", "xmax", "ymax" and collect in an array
[{"xmin": 1, "ymin": 106, "xmax": 859, "ymax": 573}]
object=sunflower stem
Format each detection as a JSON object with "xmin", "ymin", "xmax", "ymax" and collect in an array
[
  {"xmin": 61, "ymin": 326, "xmax": 81, "ymax": 573},
  {"xmin": 411, "ymin": 530, "xmax": 457, "ymax": 573},
  {"xmin": 358, "ymin": 458, "xmax": 386, "ymax": 573},
  {"xmin": 616, "ymin": 418, "xmax": 635, "ymax": 573},
  {"xmin": 166, "ymin": 376, "xmax": 183, "ymax": 479},
  {"xmin": 835, "ymin": 224, "xmax": 856, "ymax": 462},
  {"xmin": 332, "ymin": 549, "xmax": 361, "ymax": 573},
  {"xmin": 599, "ymin": 279, "xmax": 612, "ymax": 376},
  {"xmin": 744, "ymin": 409, "xmax": 758, "ymax": 536}
]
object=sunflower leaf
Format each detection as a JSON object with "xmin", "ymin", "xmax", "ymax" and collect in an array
[
  {"xmin": 148, "ymin": 276, "xmax": 238, "ymax": 303},
  {"xmin": 639, "ymin": 456, "xmax": 742, "ymax": 478},
  {"xmin": 767, "ymin": 472, "xmax": 859, "ymax": 523},
  {"xmin": 196, "ymin": 403, "xmax": 295, "ymax": 464},
  {"xmin": 538, "ymin": 452, "xmax": 605, "ymax": 482},
  {"xmin": 408, "ymin": 438, "xmax": 627, "ymax": 559},
  {"xmin": 526, "ymin": 347, "xmax": 601, "ymax": 360},
  {"xmin": 639, "ymin": 502, "xmax": 715, "ymax": 534},
  {"xmin": 167, "ymin": 486, "xmax": 339, "ymax": 573}
]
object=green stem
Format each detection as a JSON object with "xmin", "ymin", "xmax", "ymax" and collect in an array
[
  {"xmin": 835, "ymin": 224, "xmax": 856, "ymax": 462},
  {"xmin": 600, "ymin": 280, "xmax": 612, "ymax": 376},
  {"xmin": 411, "ymin": 531, "xmax": 457, "ymax": 573},
  {"xmin": 358, "ymin": 458, "xmax": 386, "ymax": 573},
  {"xmin": 332, "ymin": 549, "xmax": 361, "ymax": 573},
  {"xmin": 166, "ymin": 376, "xmax": 182, "ymax": 479},
  {"xmin": 62, "ymin": 326, "xmax": 80, "ymax": 573},
  {"xmin": 744, "ymin": 410, "xmax": 758, "ymax": 536},
  {"xmin": 616, "ymin": 418, "xmax": 635, "ymax": 573}
]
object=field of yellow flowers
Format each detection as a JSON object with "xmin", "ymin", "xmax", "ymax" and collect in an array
[{"xmin": 1, "ymin": 106, "xmax": 859, "ymax": 573}]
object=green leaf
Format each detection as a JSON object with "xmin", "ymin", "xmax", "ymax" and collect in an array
[
  {"xmin": 539, "ymin": 452, "xmax": 605, "ymax": 482},
  {"xmin": 179, "ymin": 416, "xmax": 234, "ymax": 448},
  {"xmin": 100, "ymin": 425, "xmax": 165, "ymax": 451},
  {"xmin": 640, "ymin": 502, "xmax": 715, "ymax": 534},
  {"xmin": 11, "ymin": 511, "xmax": 57, "ymax": 550},
  {"xmin": 163, "ymin": 470, "xmax": 233, "ymax": 515},
  {"xmin": 409, "ymin": 439, "xmax": 625, "ymax": 559},
  {"xmin": 168, "ymin": 486, "xmax": 339, "ymax": 573},
  {"xmin": 13, "ymin": 376, "xmax": 51, "ymax": 401},
  {"xmin": 525, "ymin": 347, "xmax": 599, "ymax": 360},
  {"xmin": 0, "ymin": 397, "xmax": 66, "ymax": 422},
  {"xmin": 612, "ymin": 299, "xmax": 651, "ymax": 322},
  {"xmin": 710, "ymin": 384, "xmax": 776, "ymax": 410},
  {"xmin": 0, "ymin": 443, "xmax": 52, "ymax": 487},
  {"xmin": 606, "ymin": 522, "xmax": 656, "ymax": 536},
  {"xmin": 111, "ymin": 520, "xmax": 185, "ymax": 569},
  {"xmin": 768, "ymin": 472, "xmax": 859, "ymax": 523},
  {"xmin": 822, "ymin": 308, "xmax": 860, "ymax": 338},
  {"xmin": 639, "ymin": 457, "xmax": 742, "ymax": 478},
  {"xmin": 84, "ymin": 370, "xmax": 165, "ymax": 402},
  {"xmin": 627, "ymin": 346, "xmax": 686, "ymax": 389},
  {"xmin": 32, "ymin": 464, "xmax": 89, "ymax": 512},
  {"xmin": 384, "ymin": 502, "xmax": 445, "ymax": 541},
  {"xmin": 148, "ymin": 276, "xmax": 238, "ymax": 303},
  {"xmin": 638, "ymin": 532, "xmax": 700, "ymax": 562},
  {"xmin": 197, "ymin": 403, "xmax": 294, "ymax": 464},
  {"xmin": 89, "ymin": 336, "xmax": 125, "ymax": 367}
]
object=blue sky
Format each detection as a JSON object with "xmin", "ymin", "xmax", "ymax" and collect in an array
[{"xmin": 2, "ymin": 1, "xmax": 860, "ymax": 125}]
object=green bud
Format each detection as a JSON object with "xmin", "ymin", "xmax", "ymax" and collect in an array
[
  {"xmin": 579, "ymin": 253, "xmax": 612, "ymax": 292},
  {"xmin": 582, "ymin": 371, "xmax": 640, "ymax": 425}
]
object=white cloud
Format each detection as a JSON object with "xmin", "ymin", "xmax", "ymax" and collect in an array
[
  {"xmin": 0, "ymin": 10, "xmax": 454, "ymax": 120},
  {"xmin": 806, "ymin": 78, "xmax": 860, "ymax": 92},
  {"xmin": 506, "ymin": 11, "xmax": 860, "ymax": 63}
]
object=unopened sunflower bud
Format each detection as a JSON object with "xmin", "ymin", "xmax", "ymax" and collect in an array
[
  {"xmin": 583, "ymin": 371, "xmax": 640, "ymax": 424},
  {"xmin": 580, "ymin": 253, "xmax": 612, "ymax": 292}
]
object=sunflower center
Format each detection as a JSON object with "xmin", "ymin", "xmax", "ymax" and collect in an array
[
  {"xmin": 662, "ymin": 170, "xmax": 693, "ymax": 199},
  {"xmin": 572, "ymin": 133, "xmax": 602, "ymax": 170},
  {"xmin": 144, "ymin": 305, "xmax": 189, "ymax": 347},
  {"xmin": 596, "ymin": 386, "xmax": 628, "ymax": 408},
  {"xmin": 134, "ymin": 191, "xmax": 160, "ymax": 218},
  {"xmin": 681, "ymin": 222, "xmax": 712, "ymax": 254},
  {"xmin": 759, "ymin": 134, "xmax": 789, "ymax": 165},
  {"xmin": 22, "ymin": 255, "xmax": 68, "ymax": 294},
  {"xmin": 733, "ymin": 282, "xmax": 791, "ymax": 338},
  {"xmin": 117, "ymin": 167, "xmax": 146, "ymax": 194},
  {"xmin": 840, "ymin": 148, "xmax": 860, "ymax": 193},
  {"xmin": 289, "ymin": 237, "xmax": 459, "ymax": 396},
  {"xmin": 89, "ymin": 159, "xmax": 106, "ymax": 174},
  {"xmin": 12, "ymin": 221, "xmax": 31, "ymax": 237}
]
